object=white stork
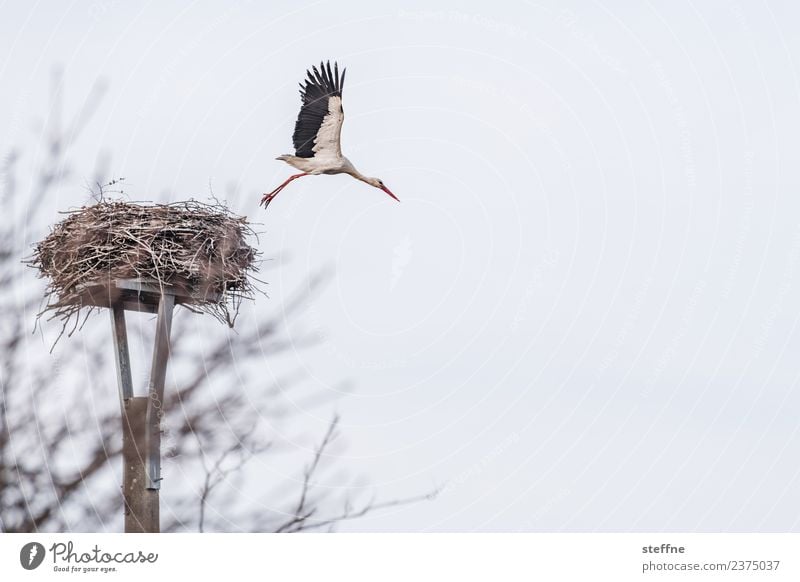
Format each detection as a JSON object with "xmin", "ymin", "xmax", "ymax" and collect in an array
[{"xmin": 260, "ymin": 61, "xmax": 399, "ymax": 208}]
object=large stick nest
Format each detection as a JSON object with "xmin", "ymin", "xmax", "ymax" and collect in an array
[{"xmin": 29, "ymin": 200, "xmax": 261, "ymax": 332}]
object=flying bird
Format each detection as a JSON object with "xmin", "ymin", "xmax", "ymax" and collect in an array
[{"xmin": 261, "ymin": 61, "xmax": 399, "ymax": 208}]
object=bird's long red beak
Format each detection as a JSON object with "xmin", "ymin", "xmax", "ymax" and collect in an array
[{"xmin": 381, "ymin": 185, "xmax": 400, "ymax": 202}]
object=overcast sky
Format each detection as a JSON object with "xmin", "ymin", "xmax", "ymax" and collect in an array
[{"xmin": 2, "ymin": 0, "xmax": 800, "ymax": 531}]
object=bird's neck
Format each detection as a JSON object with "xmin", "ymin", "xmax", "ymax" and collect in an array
[{"xmin": 345, "ymin": 164, "xmax": 370, "ymax": 184}]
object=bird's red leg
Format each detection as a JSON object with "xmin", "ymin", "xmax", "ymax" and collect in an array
[{"xmin": 261, "ymin": 173, "xmax": 308, "ymax": 208}]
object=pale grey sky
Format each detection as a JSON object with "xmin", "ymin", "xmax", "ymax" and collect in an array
[{"xmin": 2, "ymin": 0, "xmax": 800, "ymax": 531}]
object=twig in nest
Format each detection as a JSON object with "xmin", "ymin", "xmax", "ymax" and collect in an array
[{"xmin": 27, "ymin": 199, "xmax": 262, "ymax": 339}]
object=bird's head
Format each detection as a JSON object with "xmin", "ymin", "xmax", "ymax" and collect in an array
[{"xmin": 366, "ymin": 177, "xmax": 399, "ymax": 202}]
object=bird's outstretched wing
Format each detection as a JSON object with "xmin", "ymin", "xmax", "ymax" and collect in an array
[{"xmin": 292, "ymin": 61, "xmax": 346, "ymax": 159}]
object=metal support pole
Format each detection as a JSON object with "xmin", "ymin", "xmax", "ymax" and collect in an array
[
  {"xmin": 107, "ymin": 281, "xmax": 182, "ymax": 533},
  {"xmin": 110, "ymin": 304, "xmax": 133, "ymax": 405},
  {"xmin": 110, "ymin": 290, "xmax": 176, "ymax": 533},
  {"xmin": 145, "ymin": 292, "xmax": 175, "ymax": 492},
  {"xmin": 111, "ymin": 305, "xmax": 158, "ymax": 532}
]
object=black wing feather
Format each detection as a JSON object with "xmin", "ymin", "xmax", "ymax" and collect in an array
[{"xmin": 292, "ymin": 60, "xmax": 345, "ymax": 158}]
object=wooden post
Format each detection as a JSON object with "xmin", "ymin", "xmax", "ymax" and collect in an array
[
  {"xmin": 111, "ymin": 304, "xmax": 158, "ymax": 532},
  {"xmin": 122, "ymin": 397, "xmax": 158, "ymax": 532}
]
